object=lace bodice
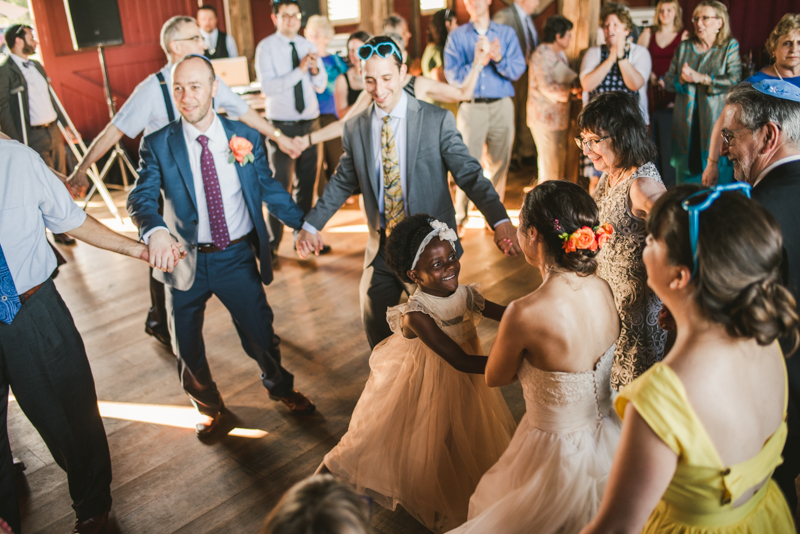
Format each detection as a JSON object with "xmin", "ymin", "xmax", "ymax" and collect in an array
[
  {"xmin": 517, "ymin": 346, "xmax": 616, "ymax": 433},
  {"xmin": 593, "ymin": 162, "xmax": 667, "ymax": 389},
  {"xmin": 387, "ymin": 284, "xmax": 485, "ymax": 346}
]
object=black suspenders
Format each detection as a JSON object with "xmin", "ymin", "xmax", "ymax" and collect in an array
[{"xmin": 155, "ymin": 72, "xmax": 175, "ymax": 122}]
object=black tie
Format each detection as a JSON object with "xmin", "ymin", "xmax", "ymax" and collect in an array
[{"xmin": 290, "ymin": 42, "xmax": 305, "ymax": 114}]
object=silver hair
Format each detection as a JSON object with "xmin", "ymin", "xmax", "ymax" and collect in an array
[
  {"xmin": 160, "ymin": 16, "xmax": 195, "ymax": 57},
  {"xmin": 725, "ymin": 82, "xmax": 800, "ymax": 147}
]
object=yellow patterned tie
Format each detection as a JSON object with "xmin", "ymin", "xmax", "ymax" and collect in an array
[{"xmin": 382, "ymin": 115, "xmax": 404, "ymax": 234}]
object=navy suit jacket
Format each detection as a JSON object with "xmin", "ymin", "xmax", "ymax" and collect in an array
[{"xmin": 127, "ymin": 115, "xmax": 304, "ymax": 290}]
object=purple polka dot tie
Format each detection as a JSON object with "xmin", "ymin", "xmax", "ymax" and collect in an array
[{"xmin": 197, "ymin": 134, "xmax": 231, "ymax": 250}]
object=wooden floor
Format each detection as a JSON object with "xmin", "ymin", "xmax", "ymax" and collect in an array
[{"xmin": 11, "ymin": 169, "xmax": 541, "ymax": 533}]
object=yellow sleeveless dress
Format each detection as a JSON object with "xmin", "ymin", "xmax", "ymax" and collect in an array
[{"xmin": 615, "ymin": 361, "xmax": 795, "ymax": 533}]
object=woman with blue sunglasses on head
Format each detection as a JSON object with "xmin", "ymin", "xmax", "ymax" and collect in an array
[{"xmin": 581, "ymin": 184, "xmax": 797, "ymax": 534}]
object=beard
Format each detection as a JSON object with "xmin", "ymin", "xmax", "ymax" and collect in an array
[{"xmin": 22, "ymin": 42, "xmax": 35, "ymax": 56}]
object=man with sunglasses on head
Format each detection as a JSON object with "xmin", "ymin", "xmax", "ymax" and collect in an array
[
  {"xmin": 295, "ymin": 36, "xmax": 520, "ymax": 349},
  {"xmin": 256, "ymin": 0, "xmax": 328, "ymax": 261},
  {"xmin": 67, "ymin": 15, "xmax": 303, "ymax": 348},
  {"xmin": 0, "ymin": 24, "xmax": 76, "ymax": 246},
  {"xmin": 719, "ymin": 79, "xmax": 800, "ymax": 511},
  {"xmin": 444, "ymin": 0, "xmax": 527, "ymax": 237}
]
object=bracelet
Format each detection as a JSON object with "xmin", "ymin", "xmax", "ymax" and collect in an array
[{"xmin": 707, "ymin": 157, "xmax": 718, "ymax": 163}]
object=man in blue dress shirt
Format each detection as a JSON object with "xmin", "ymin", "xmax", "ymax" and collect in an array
[{"xmin": 444, "ymin": 0, "xmax": 526, "ymax": 235}]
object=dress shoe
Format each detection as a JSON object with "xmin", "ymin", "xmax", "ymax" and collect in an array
[
  {"xmin": 196, "ymin": 407, "xmax": 225, "ymax": 439},
  {"xmin": 53, "ymin": 233, "xmax": 76, "ymax": 246},
  {"xmin": 144, "ymin": 322, "xmax": 171, "ymax": 347},
  {"xmin": 71, "ymin": 511, "xmax": 108, "ymax": 534},
  {"xmin": 12, "ymin": 455, "xmax": 25, "ymax": 473},
  {"xmin": 319, "ymin": 244, "xmax": 332, "ymax": 255},
  {"xmin": 269, "ymin": 389, "xmax": 316, "ymax": 415}
]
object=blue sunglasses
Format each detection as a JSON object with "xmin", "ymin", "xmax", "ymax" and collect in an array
[
  {"xmin": 357, "ymin": 41, "xmax": 402, "ymax": 62},
  {"xmin": 681, "ymin": 182, "xmax": 752, "ymax": 278}
]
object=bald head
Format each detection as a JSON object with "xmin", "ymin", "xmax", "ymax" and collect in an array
[{"xmin": 172, "ymin": 55, "xmax": 218, "ymax": 129}]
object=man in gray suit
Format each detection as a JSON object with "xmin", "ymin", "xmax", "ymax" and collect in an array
[
  {"xmin": 296, "ymin": 36, "xmax": 520, "ymax": 348},
  {"xmin": 494, "ymin": 0, "xmax": 540, "ymax": 166}
]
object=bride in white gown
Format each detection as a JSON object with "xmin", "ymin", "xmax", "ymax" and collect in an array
[{"xmin": 449, "ymin": 181, "xmax": 623, "ymax": 534}]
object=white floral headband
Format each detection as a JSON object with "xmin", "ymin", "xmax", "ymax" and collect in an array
[{"xmin": 410, "ymin": 219, "xmax": 458, "ymax": 270}]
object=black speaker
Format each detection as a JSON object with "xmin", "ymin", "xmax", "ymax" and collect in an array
[
  {"xmin": 63, "ymin": 0, "xmax": 124, "ymax": 50},
  {"xmin": 296, "ymin": 0, "xmax": 320, "ymax": 28}
]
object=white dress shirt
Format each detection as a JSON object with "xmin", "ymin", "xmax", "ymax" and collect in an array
[
  {"xmin": 200, "ymin": 28, "xmax": 239, "ymax": 58},
  {"xmin": 182, "ymin": 115, "xmax": 253, "ymax": 243},
  {"xmin": 255, "ymin": 32, "xmax": 327, "ymax": 121},
  {"xmin": 580, "ymin": 44, "xmax": 652, "ymax": 124},
  {"xmin": 0, "ymin": 140, "xmax": 86, "ymax": 294},
  {"xmin": 753, "ymin": 155, "xmax": 800, "ymax": 187},
  {"xmin": 9, "ymin": 53, "xmax": 57, "ymax": 126},
  {"xmin": 112, "ymin": 64, "xmax": 250, "ymax": 138}
]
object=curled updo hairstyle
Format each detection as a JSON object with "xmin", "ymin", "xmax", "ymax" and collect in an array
[
  {"xmin": 260, "ymin": 475, "xmax": 374, "ymax": 534},
  {"xmin": 386, "ymin": 214, "xmax": 449, "ymax": 283},
  {"xmin": 519, "ymin": 181, "xmax": 601, "ymax": 276},
  {"xmin": 648, "ymin": 185, "xmax": 799, "ymax": 353}
]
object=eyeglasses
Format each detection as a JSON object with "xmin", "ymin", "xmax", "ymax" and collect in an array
[
  {"xmin": 720, "ymin": 126, "xmax": 751, "ymax": 146},
  {"xmin": 173, "ymin": 35, "xmax": 204, "ymax": 43},
  {"xmin": 574, "ymin": 136, "xmax": 610, "ymax": 151},
  {"xmin": 681, "ymin": 182, "xmax": 751, "ymax": 278},
  {"xmin": 692, "ymin": 15, "xmax": 719, "ymax": 24},
  {"xmin": 277, "ymin": 12, "xmax": 302, "ymax": 21},
  {"xmin": 358, "ymin": 41, "xmax": 402, "ymax": 62}
]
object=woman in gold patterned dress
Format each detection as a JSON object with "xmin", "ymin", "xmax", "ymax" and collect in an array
[{"xmin": 578, "ymin": 91, "xmax": 667, "ymax": 391}]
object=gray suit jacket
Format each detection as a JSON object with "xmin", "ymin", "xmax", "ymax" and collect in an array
[
  {"xmin": 305, "ymin": 96, "xmax": 509, "ymax": 268},
  {"xmin": 494, "ymin": 6, "xmax": 536, "ymax": 60},
  {"xmin": 0, "ymin": 56, "xmax": 65, "ymax": 142}
]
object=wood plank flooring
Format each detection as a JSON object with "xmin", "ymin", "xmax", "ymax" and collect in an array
[{"xmin": 11, "ymin": 171, "xmax": 540, "ymax": 533}]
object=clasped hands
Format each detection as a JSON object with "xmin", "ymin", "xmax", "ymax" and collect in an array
[
  {"xmin": 475, "ymin": 36, "xmax": 502, "ymax": 67},
  {"xmin": 680, "ymin": 62, "xmax": 705, "ymax": 85},
  {"xmin": 143, "ymin": 229, "xmax": 187, "ymax": 273}
]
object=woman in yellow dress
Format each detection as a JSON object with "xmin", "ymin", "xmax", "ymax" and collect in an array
[{"xmin": 581, "ymin": 183, "xmax": 798, "ymax": 533}]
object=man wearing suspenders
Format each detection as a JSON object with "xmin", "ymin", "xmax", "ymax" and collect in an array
[{"xmin": 69, "ymin": 16, "xmax": 303, "ymax": 347}]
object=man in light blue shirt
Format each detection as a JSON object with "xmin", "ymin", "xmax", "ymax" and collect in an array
[
  {"xmin": 0, "ymin": 139, "xmax": 182, "ymax": 534},
  {"xmin": 256, "ymin": 0, "xmax": 328, "ymax": 256},
  {"xmin": 444, "ymin": 0, "xmax": 526, "ymax": 234}
]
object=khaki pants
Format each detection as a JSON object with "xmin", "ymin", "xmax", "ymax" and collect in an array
[
  {"xmin": 455, "ymin": 97, "xmax": 514, "ymax": 226},
  {"xmin": 530, "ymin": 125, "xmax": 568, "ymax": 183}
]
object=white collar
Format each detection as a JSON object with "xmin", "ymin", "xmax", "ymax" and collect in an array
[
  {"xmin": 200, "ymin": 28, "xmax": 218, "ymax": 39},
  {"xmin": 373, "ymin": 90, "xmax": 409, "ymax": 121},
  {"xmin": 181, "ymin": 113, "xmax": 227, "ymax": 147},
  {"xmin": 274, "ymin": 32, "xmax": 302, "ymax": 45},
  {"xmin": 9, "ymin": 53, "xmax": 30, "ymax": 69},
  {"xmin": 514, "ymin": 3, "xmax": 531, "ymax": 21},
  {"xmin": 753, "ymin": 154, "xmax": 800, "ymax": 187}
]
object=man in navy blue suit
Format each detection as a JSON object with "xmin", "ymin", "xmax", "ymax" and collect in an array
[{"xmin": 127, "ymin": 55, "xmax": 315, "ymax": 439}]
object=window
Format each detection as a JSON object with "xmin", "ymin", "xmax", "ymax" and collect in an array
[
  {"xmin": 420, "ymin": 0, "xmax": 447, "ymax": 15},
  {"xmin": 327, "ymin": 0, "xmax": 359, "ymax": 25}
]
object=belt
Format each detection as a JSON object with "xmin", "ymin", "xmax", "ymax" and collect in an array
[
  {"xmin": 270, "ymin": 119, "xmax": 315, "ymax": 125},
  {"xmin": 470, "ymin": 97, "xmax": 501, "ymax": 104},
  {"xmin": 197, "ymin": 234, "xmax": 250, "ymax": 253},
  {"xmin": 30, "ymin": 122, "xmax": 55, "ymax": 130},
  {"xmin": 19, "ymin": 282, "xmax": 44, "ymax": 304}
]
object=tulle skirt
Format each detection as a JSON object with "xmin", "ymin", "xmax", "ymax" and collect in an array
[
  {"xmin": 447, "ymin": 410, "xmax": 621, "ymax": 534},
  {"xmin": 324, "ymin": 333, "xmax": 516, "ymax": 533}
]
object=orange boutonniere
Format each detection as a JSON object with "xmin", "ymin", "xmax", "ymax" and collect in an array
[{"xmin": 228, "ymin": 135, "xmax": 254, "ymax": 166}]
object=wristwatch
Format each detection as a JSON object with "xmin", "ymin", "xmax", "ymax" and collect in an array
[{"xmin": 272, "ymin": 128, "xmax": 283, "ymax": 140}]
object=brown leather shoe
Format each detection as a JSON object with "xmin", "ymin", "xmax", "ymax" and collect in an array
[
  {"xmin": 196, "ymin": 408, "xmax": 225, "ymax": 439},
  {"xmin": 71, "ymin": 511, "xmax": 108, "ymax": 534},
  {"xmin": 269, "ymin": 389, "xmax": 316, "ymax": 415}
]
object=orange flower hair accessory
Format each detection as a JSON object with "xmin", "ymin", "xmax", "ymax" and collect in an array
[
  {"xmin": 557, "ymin": 223, "xmax": 614, "ymax": 253},
  {"xmin": 228, "ymin": 135, "xmax": 254, "ymax": 166}
]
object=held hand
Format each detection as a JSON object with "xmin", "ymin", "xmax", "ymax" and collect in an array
[
  {"xmin": 67, "ymin": 169, "xmax": 90, "ymax": 198},
  {"xmin": 147, "ymin": 229, "xmax": 179, "ymax": 273},
  {"xmin": 292, "ymin": 134, "xmax": 310, "ymax": 154},
  {"xmin": 276, "ymin": 134, "xmax": 301, "ymax": 159},
  {"xmin": 493, "ymin": 221, "xmax": 521, "ymax": 257},
  {"xmin": 299, "ymin": 54, "xmax": 313, "ymax": 73},
  {"xmin": 488, "ymin": 38, "xmax": 503, "ymax": 62},
  {"xmin": 295, "ymin": 229, "xmax": 324, "ymax": 259}
]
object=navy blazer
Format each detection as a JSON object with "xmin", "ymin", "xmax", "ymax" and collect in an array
[{"xmin": 127, "ymin": 115, "xmax": 304, "ymax": 290}]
